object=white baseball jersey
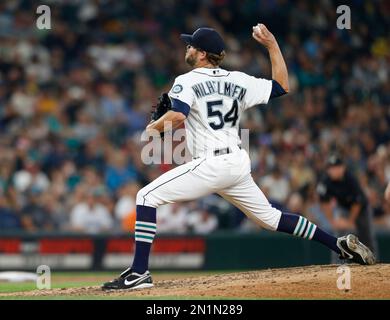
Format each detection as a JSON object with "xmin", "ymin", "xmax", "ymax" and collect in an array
[
  {"xmin": 168, "ymin": 67, "xmax": 272, "ymax": 158},
  {"xmin": 137, "ymin": 67, "xmax": 282, "ymax": 232}
]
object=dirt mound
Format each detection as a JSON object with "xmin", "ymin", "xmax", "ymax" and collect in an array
[{"xmin": 2, "ymin": 264, "xmax": 390, "ymax": 299}]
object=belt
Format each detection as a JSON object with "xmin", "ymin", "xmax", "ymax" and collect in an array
[
  {"xmin": 214, "ymin": 147, "xmax": 231, "ymax": 156},
  {"xmin": 194, "ymin": 145, "xmax": 241, "ymax": 159}
]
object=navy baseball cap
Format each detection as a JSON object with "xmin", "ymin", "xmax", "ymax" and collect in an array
[{"xmin": 180, "ymin": 28, "xmax": 225, "ymax": 55}]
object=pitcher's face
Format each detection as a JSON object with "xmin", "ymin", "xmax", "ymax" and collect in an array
[{"xmin": 185, "ymin": 45, "xmax": 200, "ymax": 67}]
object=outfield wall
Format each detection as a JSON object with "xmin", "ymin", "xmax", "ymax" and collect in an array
[{"xmin": 0, "ymin": 231, "xmax": 388, "ymax": 271}]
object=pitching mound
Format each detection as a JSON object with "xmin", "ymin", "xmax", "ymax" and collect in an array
[{"xmin": 2, "ymin": 264, "xmax": 390, "ymax": 299}]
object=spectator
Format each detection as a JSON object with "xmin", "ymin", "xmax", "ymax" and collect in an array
[
  {"xmin": 20, "ymin": 188, "xmax": 54, "ymax": 232},
  {"xmin": 71, "ymin": 109, "xmax": 99, "ymax": 143},
  {"xmin": 286, "ymin": 192, "xmax": 304, "ymax": 214},
  {"xmin": 187, "ymin": 207, "xmax": 218, "ymax": 234},
  {"xmin": 288, "ymin": 152, "xmax": 315, "ymax": 191},
  {"xmin": 0, "ymin": 195, "xmax": 21, "ymax": 231},
  {"xmin": 98, "ymin": 83, "xmax": 128, "ymax": 124},
  {"xmin": 115, "ymin": 182, "xmax": 140, "ymax": 229},
  {"xmin": 104, "ymin": 150, "xmax": 137, "ymax": 193},
  {"xmin": 70, "ymin": 188, "xmax": 113, "ymax": 234},
  {"xmin": 260, "ymin": 165, "xmax": 290, "ymax": 206},
  {"xmin": 13, "ymin": 159, "xmax": 50, "ymax": 193},
  {"xmin": 40, "ymin": 191, "xmax": 68, "ymax": 231},
  {"xmin": 317, "ymin": 154, "xmax": 377, "ymax": 253},
  {"xmin": 157, "ymin": 203, "xmax": 188, "ymax": 234}
]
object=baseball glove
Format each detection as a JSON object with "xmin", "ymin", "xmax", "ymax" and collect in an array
[
  {"xmin": 151, "ymin": 93, "xmax": 172, "ymax": 139},
  {"xmin": 151, "ymin": 93, "xmax": 172, "ymax": 121}
]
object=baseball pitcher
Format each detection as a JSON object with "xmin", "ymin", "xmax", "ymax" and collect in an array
[{"xmin": 102, "ymin": 25, "xmax": 376, "ymax": 290}]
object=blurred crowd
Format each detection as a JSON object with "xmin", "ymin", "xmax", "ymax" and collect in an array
[{"xmin": 0, "ymin": 0, "xmax": 389, "ymax": 235}]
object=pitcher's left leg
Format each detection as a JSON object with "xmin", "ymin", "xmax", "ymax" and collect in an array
[{"xmin": 218, "ymin": 174, "xmax": 375, "ymax": 265}]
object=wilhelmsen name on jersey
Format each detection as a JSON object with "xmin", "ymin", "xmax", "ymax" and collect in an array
[{"xmin": 192, "ymin": 81, "xmax": 247, "ymax": 101}]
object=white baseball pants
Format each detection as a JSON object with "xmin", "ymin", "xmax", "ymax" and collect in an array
[{"xmin": 136, "ymin": 149, "xmax": 282, "ymax": 230}]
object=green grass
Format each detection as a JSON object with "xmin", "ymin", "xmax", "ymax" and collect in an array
[
  {"xmin": 0, "ymin": 280, "xmax": 101, "ymax": 293},
  {"xmin": 0, "ymin": 282, "xmax": 38, "ymax": 293},
  {"xmin": 0, "ymin": 271, "xmax": 118, "ymax": 294}
]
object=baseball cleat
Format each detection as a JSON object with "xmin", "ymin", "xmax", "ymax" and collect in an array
[
  {"xmin": 101, "ymin": 268, "xmax": 153, "ymax": 291},
  {"xmin": 337, "ymin": 234, "xmax": 376, "ymax": 265}
]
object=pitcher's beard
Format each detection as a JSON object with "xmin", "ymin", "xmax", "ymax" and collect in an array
[{"xmin": 185, "ymin": 55, "xmax": 196, "ymax": 67}]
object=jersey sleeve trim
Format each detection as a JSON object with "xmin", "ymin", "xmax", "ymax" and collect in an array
[
  {"xmin": 171, "ymin": 98, "xmax": 190, "ymax": 117},
  {"xmin": 270, "ymin": 80, "xmax": 287, "ymax": 99}
]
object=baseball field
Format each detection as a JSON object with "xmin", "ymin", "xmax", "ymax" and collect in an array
[{"xmin": 1, "ymin": 264, "xmax": 389, "ymax": 300}]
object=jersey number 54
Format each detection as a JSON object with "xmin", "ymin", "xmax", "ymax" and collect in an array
[{"xmin": 207, "ymin": 100, "xmax": 239, "ymax": 130}]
